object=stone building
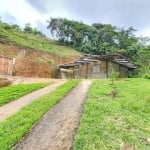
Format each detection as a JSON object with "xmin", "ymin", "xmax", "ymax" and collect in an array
[{"xmin": 59, "ymin": 54, "xmax": 137, "ymax": 79}]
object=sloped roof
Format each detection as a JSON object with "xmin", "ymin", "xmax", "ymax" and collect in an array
[
  {"xmin": 59, "ymin": 54, "xmax": 137, "ymax": 69},
  {"xmin": 89, "ymin": 53, "xmax": 137, "ymax": 69}
]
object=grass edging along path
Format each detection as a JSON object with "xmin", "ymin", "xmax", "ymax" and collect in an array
[
  {"xmin": 0, "ymin": 83, "xmax": 50, "ymax": 107},
  {"xmin": 73, "ymin": 78, "xmax": 150, "ymax": 150},
  {"xmin": 0, "ymin": 80, "xmax": 80, "ymax": 150}
]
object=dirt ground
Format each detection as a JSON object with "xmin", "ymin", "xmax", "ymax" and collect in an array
[
  {"xmin": 0, "ymin": 75, "xmax": 67, "ymax": 85},
  {"xmin": 11, "ymin": 76, "xmax": 66, "ymax": 84},
  {"xmin": 13, "ymin": 80, "xmax": 92, "ymax": 150}
]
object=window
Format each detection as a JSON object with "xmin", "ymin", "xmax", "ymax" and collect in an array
[{"xmin": 92, "ymin": 65, "xmax": 100, "ymax": 73}]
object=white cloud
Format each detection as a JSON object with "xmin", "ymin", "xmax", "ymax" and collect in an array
[
  {"xmin": 0, "ymin": 0, "xmax": 47, "ymax": 27},
  {"xmin": 137, "ymin": 29, "xmax": 150, "ymax": 37},
  {"xmin": 0, "ymin": 0, "xmax": 74, "ymax": 32},
  {"xmin": 0, "ymin": 0, "xmax": 150, "ymax": 37}
]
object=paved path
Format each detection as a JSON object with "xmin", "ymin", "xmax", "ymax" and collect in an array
[
  {"xmin": 14, "ymin": 80, "xmax": 92, "ymax": 150},
  {"xmin": 0, "ymin": 80, "xmax": 66, "ymax": 122}
]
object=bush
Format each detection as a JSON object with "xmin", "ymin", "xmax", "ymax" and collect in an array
[{"xmin": 143, "ymin": 73, "xmax": 150, "ymax": 79}]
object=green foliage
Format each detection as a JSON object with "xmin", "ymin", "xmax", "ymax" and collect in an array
[
  {"xmin": 0, "ymin": 21, "xmax": 81, "ymax": 57},
  {"xmin": 47, "ymin": 18, "xmax": 139, "ymax": 56},
  {"xmin": 23, "ymin": 23, "xmax": 32, "ymax": 33},
  {"xmin": 74, "ymin": 79, "xmax": 150, "ymax": 150},
  {"xmin": 47, "ymin": 18, "xmax": 150, "ymax": 77},
  {"xmin": 0, "ymin": 80, "xmax": 80, "ymax": 150},
  {"xmin": 134, "ymin": 46, "xmax": 150, "ymax": 78},
  {"xmin": 110, "ymin": 71, "xmax": 120, "ymax": 84},
  {"xmin": 0, "ymin": 83, "xmax": 50, "ymax": 106},
  {"xmin": 23, "ymin": 23, "xmax": 46, "ymax": 37},
  {"xmin": 144, "ymin": 73, "xmax": 150, "ymax": 79}
]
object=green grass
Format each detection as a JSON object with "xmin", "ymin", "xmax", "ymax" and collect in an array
[
  {"xmin": 74, "ymin": 78, "xmax": 150, "ymax": 150},
  {"xmin": 0, "ymin": 83, "xmax": 50, "ymax": 107},
  {"xmin": 0, "ymin": 24, "xmax": 81, "ymax": 57},
  {"xmin": 0, "ymin": 80, "xmax": 80, "ymax": 150}
]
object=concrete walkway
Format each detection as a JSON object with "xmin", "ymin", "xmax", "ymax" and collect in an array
[
  {"xmin": 14, "ymin": 80, "xmax": 92, "ymax": 150},
  {"xmin": 0, "ymin": 80, "xmax": 66, "ymax": 122}
]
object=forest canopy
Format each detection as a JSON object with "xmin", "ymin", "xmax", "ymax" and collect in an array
[
  {"xmin": 47, "ymin": 18, "xmax": 138, "ymax": 56},
  {"xmin": 47, "ymin": 18, "xmax": 150, "ymax": 78},
  {"xmin": 0, "ymin": 18, "xmax": 149, "ymax": 78}
]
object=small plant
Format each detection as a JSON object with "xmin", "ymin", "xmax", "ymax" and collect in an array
[
  {"xmin": 110, "ymin": 71, "xmax": 120, "ymax": 84},
  {"xmin": 108, "ymin": 86, "xmax": 119, "ymax": 98}
]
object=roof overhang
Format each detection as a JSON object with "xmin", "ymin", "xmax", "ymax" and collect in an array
[{"xmin": 59, "ymin": 54, "xmax": 137, "ymax": 69}]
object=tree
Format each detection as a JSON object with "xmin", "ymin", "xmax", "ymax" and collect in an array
[
  {"xmin": 136, "ymin": 46, "xmax": 150, "ymax": 78},
  {"xmin": 47, "ymin": 17, "xmax": 140, "ymax": 56},
  {"xmin": 23, "ymin": 23, "xmax": 46, "ymax": 37},
  {"xmin": 11, "ymin": 24, "xmax": 21, "ymax": 31},
  {"xmin": 24, "ymin": 23, "xmax": 32, "ymax": 33}
]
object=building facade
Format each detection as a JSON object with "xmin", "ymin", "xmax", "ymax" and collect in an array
[{"xmin": 59, "ymin": 54, "xmax": 137, "ymax": 79}]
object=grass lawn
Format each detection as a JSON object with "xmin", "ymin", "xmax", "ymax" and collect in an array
[
  {"xmin": 74, "ymin": 78, "xmax": 150, "ymax": 150},
  {"xmin": 0, "ymin": 83, "xmax": 50, "ymax": 106},
  {"xmin": 0, "ymin": 80, "xmax": 80, "ymax": 150}
]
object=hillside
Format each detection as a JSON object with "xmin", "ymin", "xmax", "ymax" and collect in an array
[
  {"xmin": 0, "ymin": 23, "xmax": 81, "ymax": 57},
  {"xmin": 0, "ymin": 23, "xmax": 81, "ymax": 78}
]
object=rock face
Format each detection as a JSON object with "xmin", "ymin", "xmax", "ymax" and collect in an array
[
  {"xmin": 0, "ymin": 78, "xmax": 12, "ymax": 87},
  {"xmin": 0, "ymin": 39, "xmax": 80, "ymax": 78},
  {"xmin": 13, "ymin": 58, "xmax": 51, "ymax": 78},
  {"xmin": 0, "ymin": 56, "xmax": 13, "ymax": 76}
]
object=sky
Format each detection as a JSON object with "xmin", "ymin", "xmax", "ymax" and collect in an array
[{"xmin": 0, "ymin": 0, "xmax": 150, "ymax": 37}]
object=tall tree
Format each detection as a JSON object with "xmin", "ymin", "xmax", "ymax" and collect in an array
[{"xmin": 47, "ymin": 18, "xmax": 140, "ymax": 56}]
